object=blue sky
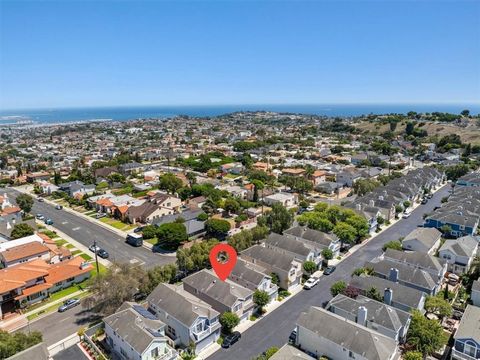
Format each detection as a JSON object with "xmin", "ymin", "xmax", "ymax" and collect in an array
[{"xmin": 1, "ymin": 1, "xmax": 479, "ymax": 109}]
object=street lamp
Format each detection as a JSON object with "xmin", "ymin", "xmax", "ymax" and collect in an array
[{"xmin": 93, "ymin": 239, "xmax": 99, "ymax": 274}]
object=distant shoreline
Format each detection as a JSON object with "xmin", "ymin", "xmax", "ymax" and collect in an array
[{"xmin": 1, "ymin": 104, "xmax": 479, "ymax": 126}]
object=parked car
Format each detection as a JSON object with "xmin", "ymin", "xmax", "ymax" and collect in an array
[
  {"xmin": 323, "ymin": 266, "xmax": 336, "ymax": 275},
  {"xmin": 426, "ymin": 193, "xmax": 433, "ymax": 199},
  {"xmin": 95, "ymin": 212, "xmax": 107, "ymax": 219},
  {"xmin": 97, "ymin": 249, "xmax": 109, "ymax": 259},
  {"xmin": 44, "ymin": 218, "xmax": 54, "ymax": 225},
  {"xmin": 89, "ymin": 244, "xmax": 101, "ymax": 253},
  {"xmin": 303, "ymin": 277, "xmax": 319, "ymax": 290},
  {"xmin": 58, "ymin": 298, "xmax": 80, "ymax": 312},
  {"xmin": 126, "ymin": 233, "xmax": 143, "ymax": 247},
  {"xmin": 55, "ymin": 205, "xmax": 63, "ymax": 210},
  {"xmin": 37, "ymin": 198, "xmax": 45, "ymax": 202},
  {"xmin": 402, "ymin": 210, "xmax": 411, "ymax": 219},
  {"xmin": 36, "ymin": 213, "xmax": 45, "ymax": 220},
  {"xmin": 421, "ymin": 198, "xmax": 428, "ymax": 205},
  {"xmin": 222, "ymin": 331, "xmax": 241, "ymax": 348},
  {"xmin": 288, "ymin": 329, "xmax": 297, "ymax": 344}
]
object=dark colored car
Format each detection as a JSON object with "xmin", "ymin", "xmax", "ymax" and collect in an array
[
  {"xmin": 421, "ymin": 198, "xmax": 428, "ymax": 205},
  {"xmin": 45, "ymin": 218, "xmax": 54, "ymax": 225},
  {"xmin": 222, "ymin": 331, "xmax": 241, "ymax": 348},
  {"xmin": 58, "ymin": 298, "xmax": 80, "ymax": 312},
  {"xmin": 427, "ymin": 193, "xmax": 433, "ymax": 199},
  {"xmin": 38, "ymin": 198, "xmax": 45, "ymax": 202},
  {"xmin": 97, "ymin": 249, "xmax": 109, "ymax": 259},
  {"xmin": 323, "ymin": 266, "xmax": 336, "ymax": 275},
  {"xmin": 288, "ymin": 329, "xmax": 297, "ymax": 343}
]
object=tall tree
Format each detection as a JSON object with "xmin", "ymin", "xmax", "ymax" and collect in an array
[
  {"xmin": 10, "ymin": 223, "xmax": 34, "ymax": 239},
  {"xmin": 16, "ymin": 194, "xmax": 34, "ymax": 214},
  {"xmin": 264, "ymin": 203, "xmax": 293, "ymax": 234},
  {"xmin": 407, "ymin": 310, "xmax": 448, "ymax": 357}
]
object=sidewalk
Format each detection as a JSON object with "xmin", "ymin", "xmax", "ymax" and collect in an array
[{"xmin": 23, "ymin": 290, "xmax": 86, "ymax": 319}]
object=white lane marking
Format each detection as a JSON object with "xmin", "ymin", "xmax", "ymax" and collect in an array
[
  {"xmin": 62, "ymin": 221, "xmax": 68, "ymax": 225},
  {"xmin": 72, "ymin": 227, "xmax": 81, "ymax": 231}
]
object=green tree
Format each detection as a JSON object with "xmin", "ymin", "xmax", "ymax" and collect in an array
[
  {"xmin": 270, "ymin": 272, "xmax": 280, "ymax": 286},
  {"xmin": 159, "ymin": 173, "xmax": 183, "ymax": 194},
  {"xmin": 156, "ymin": 222, "xmax": 188, "ymax": 249},
  {"xmin": 224, "ymin": 198, "xmax": 240, "ymax": 214},
  {"xmin": 10, "ymin": 223, "xmax": 35, "ymax": 239},
  {"xmin": 345, "ymin": 214, "xmax": 369, "ymax": 240},
  {"xmin": 302, "ymin": 260, "xmax": 317, "ymax": 275},
  {"xmin": 141, "ymin": 264, "xmax": 178, "ymax": 294},
  {"xmin": 406, "ymin": 121, "xmax": 415, "ymax": 136},
  {"xmin": 176, "ymin": 239, "xmax": 219, "ymax": 273},
  {"xmin": 264, "ymin": 203, "xmax": 293, "ymax": 234},
  {"xmin": 219, "ymin": 312, "xmax": 240, "ymax": 334},
  {"xmin": 16, "ymin": 194, "xmax": 34, "ymax": 214},
  {"xmin": 53, "ymin": 171, "xmax": 61, "ymax": 185},
  {"xmin": 382, "ymin": 240, "xmax": 403, "ymax": 252},
  {"xmin": 321, "ymin": 248, "xmax": 334, "ymax": 263},
  {"xmin": 407, "ymin": 310, "xmax": 448, "ymax": 356},
  {"xmin": 141, "ymin": 225, "xmax": 158, "ymax": 240},
  {"xmin": 425, "ymin": 296, "xmax": 452, "ymax": 319},
  {"xmin": 330, "ymin": 281, "xmax": 347, "ymax": 296},
  {"xmin": 83, "ymin": 262, "xmax": 148, "ymax": 315},
  {"xmin": 440, "ymin": 224, "xmax": 452, "ymax": 235},
  {"xmin": 333, "ymin": 222, "xmax": 356, "ymax": 248},
  {"xmin": 403, "ymin": 351, "xmax": 423, "ymax": 360},
  {"xmin": 353, "ymin": 179, "xmax": 381, "ymax": 196},
  {"xmin": 366, "ymin": 286, "xmax": 383, "ymax": 301},
  {"xmin": 205, "ymin": 219, "xmax": 231, "ymax": 238},
  {"xmin": 0, "ymin": 330, "xmax": 43, "ymax": 359},
  {"xmin": 403, "ymin": 200, "xmax": 411, "ymax": 209},
  {"xmin": 253, "ymin": 290, "xmax": 270, "ymax": 313}
]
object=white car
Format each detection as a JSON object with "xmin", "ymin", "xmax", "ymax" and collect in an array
[
  {"xmin": 303, "ymin": 277, "xmax": 319, "ymax": 290},
  {"xmin": 89, "ymin": 244, "xmax": 101, "ymax": 253},
  {"xmin": 402, "ymin": 211, "xmax": 412, "ymax": 219}
]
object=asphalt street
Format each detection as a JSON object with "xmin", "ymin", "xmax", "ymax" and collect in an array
[
  {"xmin": 208, "ymin": 184, "xmax": 451, "ymax": 360},
  {"xmin": 3, "ymin": 187, "xmax": 175, "ymax": 268}
]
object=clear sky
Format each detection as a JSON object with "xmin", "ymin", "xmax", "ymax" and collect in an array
[{"xmin": 1, "ymin": 0, "xmax": 479, "ymax": 109}]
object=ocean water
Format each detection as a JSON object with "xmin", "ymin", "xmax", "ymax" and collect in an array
[{"xmin": 0, "ymin": 104, "xmax": 479, "ymax": 125}]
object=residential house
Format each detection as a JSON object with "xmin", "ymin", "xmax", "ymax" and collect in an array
[
  {"xmin": 0, "ymin": 242, "xmax": 51, "ymax": 268},
  {"xmin": 349, "ymin": 275, "xmax": 427, "ymax": 313},
  {"xmin": 268, "ymin": 344, "xmax": 315, "ymax": 360},
  {"xmin": 382, "ymin": 249, "xmax": 447, "ymax": 280},
  {"xmin": 147, "ymin": 283, "xmax": 221, "ymax": 354},
  {"xmin": 151, "ymin": 209, "xmax": 205, "ymax": 238},
  {"xmin": 264, "ymin": 193, "xmax": 298, "ymax": 209},
  {"xmin": 58, "ymin": 180, "xmax": 95, "ymax": 198},
  {"xmin": 282, "ymin": 168, "xmax": 306, "ymax": 177},
  {"xmin": 471, "ymin": 280, "xmax": 480, "ymax": 307},
  {"xmin": 26, "ymin": 172, "xmax": 50, "ymax": 183},
  {"xmin": 366, "ymin": 257, "xmax": 441, "ymax": 295},
  {"xmin": 264, "ymin": 233, "xmax": 322, "ymax": 266},
  {"xmin": 6, "ymin": 342, "xmax": 50, "ymax": 360},
  {"xmin": 241, "ymin": 245, "xmax": 303, "ymax": 290},
  {"xmin": 456, "ymin": 172, "xmax": 480, "ymax": 187},
  {"xmin": 401, "ymin": 228, "xmax": 442, "ymax": 254},
  {"xmin": 311, "ymin": 170, "xmax": 327, "ymax": 186},
  {"xmin": 283, "ymin": 226, "xmax": 341, "ymax": 258},
  {"xmin": 452, "ymin": 305, "xmax": 480, "ymax": 360},
  {"xmin": 327, "ymin": 294, "xmax": 411, "ymax": 343},
  {"xmin": 336, "ymin": 167, "xmax": 363, "ymax": 187},
  {"xmin": 295, "ymin": 306, "xmax": 399, "ymax": 360},
  {"xmin": 230, "ymin": 259, "xmax": 278, "ymax": 302},
  {"xmin": 438, "ymin": 235, "xmax": 479, "ymax": 275},
  {"xmin": 182, "ymin": 269, "xmax": 254, "ymax": 323},
  {"xmin": 0, "ymin": 257, "xmax": 92, "ymax": 318},
  {"xmin": 118, "ymin": 162, "xmax": 144, "ymax": 175},
  {"xmin": 104, "ymin": 302, "xmax": 178, "ymax": 360},
  {"xmin": 0, "ymin": 212, "xmax": 37, "ymax": 240}
]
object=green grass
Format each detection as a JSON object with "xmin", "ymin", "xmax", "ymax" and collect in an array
[
  {"xmin": 27, "ymin": 292, "xmax": 91, "ymax": 321},
  {"xmin": 71, "ymin": 250, "xmax": 82, "ymax": 256},
  {"xmin": 41, "ymin": 230, "xmax": 58, "ymax": 238},
  {"xmin": 25, "ymin": 281, "xmax": 88, "ymax": 313},
  {"xmin": 55, "ymin": 239, "xmax": 68, "ymax": 246},
  {"xmin": 91, "ymin": 263, "xmax": 108, "ymax": 278},
  {"xmin": 80, "ymin": 253, "xmax": 93, "ymax": 261},
  {"xmin": 65, "ymin": 244, "xmax": 75, "ymax": 249},
  {"xmin": 146, "ymin": 237, "xmax": 158, "ymax": 245}
]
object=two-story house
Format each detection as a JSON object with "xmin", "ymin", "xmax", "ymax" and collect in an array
[
  {"xmin": 104, "ymin": 302, "xmax": 178, "ymax": 360},
  {"xmin": 283, "ymin": 226, "xmax": 341, "ymax": 258},
  {"xmin": 147, "ymin": 283, "xmax": 221, "ymax": 354},
  {"xmin": 182, "ymin": 269, "xmax": 254, "ymax": 323},
  {"xmin": 402, "ymin": 228, "xmax": 443, "ymax": 254},
  {"xmin": 295, "ymin": 306, "xmax": 399, "ymax": 360},
  {"xmin": 263, "ymin": 233, "xmax": 322, "ymax": 267},
  {"xmin": 327, "ymin": 294, "xmax": 411, "ymax": 343},
  {"xmin": 452, "ymin": 305, "xmax": 480, "ymax": 360},
  {"xmin": 240, "ymin": 245, "xmax": 303, "ymax": 290},
  {"xmin": 438, "ymin": 235, "xmax": 479, "ymax": 275}
]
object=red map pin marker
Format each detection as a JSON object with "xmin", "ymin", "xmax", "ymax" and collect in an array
[{"xmin": 209, "ymin": 243, "xmax": 237, "ymax": 281}]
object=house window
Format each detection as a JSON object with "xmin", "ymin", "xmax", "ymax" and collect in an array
[
  {"xmin": 349, "ymin": 350, "xmax": 356, "ymax": 359},
  {"xmin": 66, "ymin": 277, "xmax": 75, "ymax": 282},
  {"xmin": 151, "ymin": 347, "xmax": 159, "ymax": 357},
  {"xmin": 167, "ymin": 325, "xmax": 176, "ymax": 337},
  {"xmin": 196, "ymin": 322, "xmax": 203, "ymax": 332},
  {"xmin": 464, "ymin": 342, "xmax": 477, "ymax": 357},
  {"xmin": 233, "ymin": 303, "xmax": 242, "ymax": 312}
]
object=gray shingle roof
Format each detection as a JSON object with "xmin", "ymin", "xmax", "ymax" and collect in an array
[
  {"xmin": 230, "ymin": 259, "xmax": 269, "ymax": 291},
  {"xmin": 349, "ymin": 275, "xmax": 425, "ymax": 310},
  {"xmin": 241, "ymin": 245, "xmax": 296, "ymax": 273},
  {"xmin": 384, "ymin": 249, "xmax": 446, "ymax": 274},
  {"xmin": 455, "ymin": 305, "xmax": 480, "ymax": 343},
  {"xmin": 104, "ymin": 305, "xmax": 166, "ymax": 355},
  {"xmin": 269, "ymin": 344, "xmax": 315, "ymax": 360},
  {"xmin": 402, "ymin": 228, "xmax": 441, "ymax": 251},
  {"xmin": 297, "ymin": 306, "xmax": 397, "ymax": 360},
  {"xmin": 265, "ymin": 233, "xmax": 311, "ymax": 258},
  {"xmin": 439, "ymin": 235, "xmax": 478, "ymax": 257},
  {"xmin": 327, "ymin": 294, "xmax": 410, "ymax": 333},
  {"xmin": 284, "ymin": 226, "xmax": 338, "ymax": 247},
  {"xmin": 182, "ymin": 269, "xmax": 253, "ymax": 308},
  {"xmin": 147, "ymin": 283, "xmax": 219, "ymax": 327}
]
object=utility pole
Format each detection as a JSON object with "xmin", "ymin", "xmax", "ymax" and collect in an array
[{"xmin": 94, "ymin": 239, "xmax": 99, "ymax": 274}]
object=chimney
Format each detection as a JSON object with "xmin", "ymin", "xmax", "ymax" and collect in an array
[
  {"xmin": 384, "ymin": 288, "xmax": 393, "ymax": 305},
  {"xmin": 389, "ymin": 268, "xmax": 399, "ymax": 283},
  {"xmin": 356, "ymin": 204, "xmax": 362, "ymax": 211},
  {"xmin": 369, "ymin": 200, "xmax": 375, "ymax": 207},
  {"xmin": 357, "ymin": 306, "xmax": 368, "ymax": 326}
]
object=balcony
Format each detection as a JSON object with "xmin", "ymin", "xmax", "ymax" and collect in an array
[
  {"xmin": 192, "ymin": 322, "xmax": 221, "ymax": 341},
  {"xmin": 156, "ymin": 347, "xmax": 178, "ymax": 360}
]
